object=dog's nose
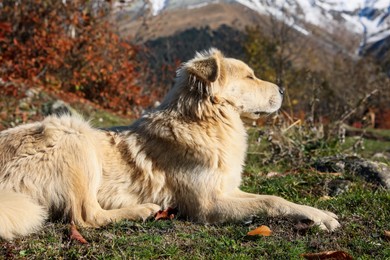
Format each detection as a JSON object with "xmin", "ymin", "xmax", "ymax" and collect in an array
[{"xmin": 278, "ymin": 86, "xmax": 284, "ymax": 95}]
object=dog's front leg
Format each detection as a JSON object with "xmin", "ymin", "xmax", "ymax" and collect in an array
[{"xmin": 207, "ymin": 189, "xmax": 340, "ymax": 231}]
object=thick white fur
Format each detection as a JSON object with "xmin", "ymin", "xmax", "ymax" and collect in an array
[
  {"xmin": 0, "ymin": 192, "xmax": 47, "ymax": 240},
  {"xmin": 0, "ymin": 49, "xmax": 339, "ymax": 240}
]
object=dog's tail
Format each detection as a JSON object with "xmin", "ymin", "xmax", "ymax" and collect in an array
[{"xmin": 0, "ymin": 191, "xmax": 48, "ymax": 240}]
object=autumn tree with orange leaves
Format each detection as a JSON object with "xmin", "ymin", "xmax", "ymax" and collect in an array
[{"xmin": 0, "ymin": 0, "xmax": 152, "ymax": 115}]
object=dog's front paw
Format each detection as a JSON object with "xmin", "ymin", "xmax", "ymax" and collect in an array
[
  {"xmin": 294, "ymin": 205, "xmax": 340, "ymax": 231},
  {"xmin": 135, "ymin": 203, "xmax": 161, "ymax": 221}
]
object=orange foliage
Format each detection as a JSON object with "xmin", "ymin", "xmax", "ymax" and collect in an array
[
  {"xmin": 376, "ymin": 109, "xmax": 390, "ymax": 129},
  {"xmin": 0, "ymin": 0, "xmax": 154, "ymax": 115}
]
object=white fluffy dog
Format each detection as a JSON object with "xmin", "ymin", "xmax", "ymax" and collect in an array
[{"xmin": 0, "ymin": 49, "xmax": 339, "ymax": 240}]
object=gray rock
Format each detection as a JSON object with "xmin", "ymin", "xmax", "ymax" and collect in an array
[
  {"xmin": 328, "ymin": 179, "xmax": 351, "ymax": 196},
  {"xmin": 42, "ymin": 100, "xmax": 79, "ymax": 117},
  {"xmin": 313, "ymin": 155, "xmax": 390, "ymax": 189}
]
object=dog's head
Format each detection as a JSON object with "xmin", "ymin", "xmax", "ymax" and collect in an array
[{"xmin": 161, "ymin": 48, "xmax": 283, "ymax": 120}]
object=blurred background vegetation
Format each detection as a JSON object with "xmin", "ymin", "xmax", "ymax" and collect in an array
[{"xmin": 1, "ymin": 0, "xmax": 389, "ymax": 132}]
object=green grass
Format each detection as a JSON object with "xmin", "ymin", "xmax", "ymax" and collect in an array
[
  {"xmin": 340, "ymin": 127, "xmax": 390, "ymax": 160},
  {"xmin": 1, "ymin": 128, "xmax": 389, "ymax": 259}
]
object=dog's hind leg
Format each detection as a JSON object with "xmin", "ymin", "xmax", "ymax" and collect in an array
[
  {"xmin": 68, "ymin": 183, "xmax": 161, "ymax": 228},
  {"xmin": 65, "ymin": 166, "xmax": 160, "ymax": 228},
  {"xmin": 200, "ymin": 189, "xmax": 340, "ymax": 231},
  {"xmin": 60, "ymin": 139, "xmax": 160, "ymax": 228},
  {"xmin": 72, "ymin": 197, "xmax": 161, "ymax": 228},
  {"xmin": 81, "ymin": 203, "xmax": 161, "ymax": 227}
]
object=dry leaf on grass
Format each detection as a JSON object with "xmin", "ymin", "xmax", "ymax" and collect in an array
[
  {"xmin": 384, "ymin": 230, "xmax": 390, "ymax": 241},
  {"xmin": 301, "ymin": 250, "xmax": 353, "ymax": 260},
  {"xmin": 316, "ymin": 172, "xmax": 343, "ymax": 177},
  {"xmin": 154, "ymin": 207, "xmax": 177, "ymax": 221},
  {"xmin": 70, "ymin": 222, "xmax": 88, "ymax": 244},
  {"xmin": 247, "ymin": 225, "xmax": 272, "ymax": 236},
  {"xmin": 319, "ymin": 195, "xmax": 332, "ymax": 201},
  {"xmin": 266, "ymin": 172, "xmax": 280, "ymax": 178}
]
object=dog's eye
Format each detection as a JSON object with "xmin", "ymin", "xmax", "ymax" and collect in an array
[{"xmin": 247, "ymin": 75, "xmax": 254, "ymax": 80}]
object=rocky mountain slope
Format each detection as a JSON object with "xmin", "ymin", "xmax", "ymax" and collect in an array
[{"xmin": 114, "ymin": 0, "xmax": 390, "ymax": 58}]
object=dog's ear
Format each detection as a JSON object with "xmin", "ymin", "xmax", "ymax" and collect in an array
[{"xmin": 186, "ymin": 49, "xmax": 223, "ymax": 83}]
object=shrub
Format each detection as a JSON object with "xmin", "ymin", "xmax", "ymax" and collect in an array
[{"xmin": 0, "ymin": 0, "xmax": 153, "ymax": 115}]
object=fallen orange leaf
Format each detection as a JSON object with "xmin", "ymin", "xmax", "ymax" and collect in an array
[
  {"xmin": 247, "ymin": 225, "xmax": 272, "ymax": 236},
  {"xmin": 154, "ymin": 207, "xmax": 177, "ymax": 221},
  {"xmin": 301, "ymin": 250, "xmax": 353, "ymax": 260},
  {"xmin": 70, "ymin": 222, "xmax": 88, "ymax": 244}
]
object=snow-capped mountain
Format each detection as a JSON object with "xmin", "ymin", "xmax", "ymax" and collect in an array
[{"xmin": 116, "ymin": 0, "xmax": 390, "ymax": 56}]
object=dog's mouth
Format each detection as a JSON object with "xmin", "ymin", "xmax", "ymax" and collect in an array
[
  {"xmin": 240, "ymin": 111, "xmax": 269, "ymax": 121},
  {"xmin": 252, "ymin": 111, "xmax": 272, "ymax": 118},
  {"xmin": 253, "ymin": 111, "xmax": 268, "ymax": 116}
]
